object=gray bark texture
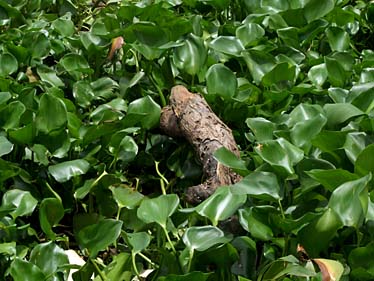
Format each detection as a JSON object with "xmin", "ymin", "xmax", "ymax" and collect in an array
[{"xmin": 160, "ymin": 85, "xmax": 242, "ymax": 204}]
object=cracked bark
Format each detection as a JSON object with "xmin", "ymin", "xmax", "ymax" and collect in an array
[{"xmin": 160, "ymin": 85, "xmax": 242, "ymax": 204}]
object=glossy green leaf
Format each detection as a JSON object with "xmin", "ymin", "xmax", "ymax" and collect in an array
[
  {"xmin": 255, "ymin": 138, "xmax": 304, "ymax": 175},
  {"xmin": 329, "ymin": 174, "xmax": 371, "ymax": 227},
  {"xmin": 323, "ymin": 103, "xmax": 363, "ymax": 127},
  {"xmin": 307, "ymin": 169, "xmax": 359, "ymax": 192},
  {"xmin": 39, "ymin": 198, "xmax": 64, "ymax": 240},
  {"xmin": 48, "ymin": 159, "xmax": 90, "ymax": 183},
  {"xmin": 238, "ymin": 207, "xmax": 273, "ymax": 241},
  {"xmin": 213, "ymin": 147, "xmax": 247, "ymax": 173},
  {"xmin": 349, "ymin": 83, "xmax": 374, "ymax": 113},
  {"xmin": 308, "ymin": 63, "xmax": 327, "ymax": 87},
  {"xmin": 36, "ymin": 65, "xmax": 64, "ymax": 88},
  {"xmin": 0, "ymin": 53, "xmax": 18, "ymax": 77},
  {"xmin": 348, "ymin": 243, "xmax": 374, "ymax": 274},
  {"xmin": 193, "ymin": 186, "xmax": 246, "ymax": 226},
  {"xmin": 0, "ymin": 101, "xmax": 26, "ymax": 130},
  {"xmin": 1, "ymin": 189, "xmax": 37, "ymax": 219},
  {"xmin": 78, "ymin": 219, "xmax": 123, "ymax": 258},
  {"xmin": 110, "ymin": 185, "xmax": 144, "ymax": 209},
  {"xmin": 117, "ymin": 135, "xmax": 138, "ymax": 163},
  {"xmin": 126, "ymin": 232, "xmax": 151, "ymax": 254},
  {"xmin": 90, "ymin": 98, "xmax": 126, "ymax": 124},
  {"xmin": 246, "ymin": 117, "xmax": 275, "ymax": 141},
  {"xmin": 0, "ymin": 136, "xmax": 13, "ymax": 157},
  {"xmin": 304, "ymin": 0, "xmax": 335, "ymax": 23},
  {"xmin": 326, "ymin": 27, "xmax": 350, "ymax": 52},
  {"xmin": 243, "ymin": 50, "xmax": 275, "ymax": 84},
  {"xmin": 298, "ymin": 208, "xmax": 343, "ymax": 256},
  {"xmin": 236, "ymin": 23, "xmax": 265, "ymax": 47},
  {"xmin": 29, "ymin": 32, "xmax": 50, "ymax": 59},
  {"xmin": 137, "ymin": 194, "xmax": 179, "ymax": 227},
  {"xmin": 52, "ymin": 16, "xmax": 75, "ymax": 37},
  {"xmin": 262, "ymin": 62, "xmax": 296, "ymax": 87},
  {"xmin": 130, "ymin": 22, "xmax": 168, "ymax": 46},
  {"xmin": 10, "ymin": 258, "xmax": 46, "ymax": 281},
  {"xmin": 209, "ymin": 36, "xmax": 244, "ymax": 57},
  {"xmin": 355, "ymin": 144, "xmax": 374, "ymax": 176},
  {"xmin": 183, "ymin": 226, "xmax": 230, "ymax": 252},
  {"xmin": 173, "ymin": 33, "xmax": 206, "ymax": 75},
  {"xmin": 29, "ymin": 242, "xmax": 69, "ymax": 277},
  {"xmin": 36, "ymin": 93, "xmax": 67, "ymax": 134},
  {"xmin": 231, "ymin": 171, "xmax": 281, "ymax": 201},
  {"xmin": 325, "ymin": 56, "xmax": 346, "ymax": 87},
  {"xmin": 123, "ymin": 96, "xmax": 161, "ymax": 129},
  {"xmin": 344, "ymin": 132, "xmax": 367, "ymax": 164},
  {"xmin": 206, "ymin": 64, "xmax": 237, "ymax": 99},
  {"xmin": 59, "ymin": 53, "xmax": 91, "ymax": 73}
]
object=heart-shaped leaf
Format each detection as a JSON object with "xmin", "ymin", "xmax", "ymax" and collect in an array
[
  {"xmin": 182, "ymin": 226, "xmax": 230, "ymax": 252},
  {"xmin": 39, "ymin": 198, "xmax": 64, "ymax": 240}
]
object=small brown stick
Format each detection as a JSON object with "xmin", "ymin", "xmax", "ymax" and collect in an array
[{"xmin": 160, "ymin": 85, "xmax": 242, "ymax": 204}]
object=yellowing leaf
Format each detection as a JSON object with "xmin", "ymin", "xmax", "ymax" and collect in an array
[{"xmin": 313, "ymin": 258, "xmax": 344, "ymax": 281}]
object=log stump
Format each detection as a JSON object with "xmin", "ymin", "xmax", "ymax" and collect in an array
[{"xmin": 160, "ymin": 85, "xmax": 242, "ymax": 204}]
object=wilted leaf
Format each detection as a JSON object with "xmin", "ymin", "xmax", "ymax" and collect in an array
[{"xmin": 313, "ymin": 258, "xmax": 344, "ymax": 281}]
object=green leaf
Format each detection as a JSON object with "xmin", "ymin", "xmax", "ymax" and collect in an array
[
  {"xmin": 36, "ymin": 93, "xmax": 67, "ymax": 134},
  {"xmin": 209, "ymin": 36, "xmax": 244, "ymax": 57},
  {"xmin": 1, "ymin": 189, "xmax": 38, "ymax": 219},
  {"xmin": 308, "ymin": 63, "xmax": 328, "ymax": 87},
  {"xmin": 298, "ymin": 208, "xmax": 343, "ymax": 256},
  {"xmin": 10, "ymin": 258, "xmax": 46, "ymax": 281},
  {"xmin": 238, "ymin": 207, "xmax": 273, "ymax": 241},
  {"xmin": 137, "ymin": 194, "xmax": 179, "ymax": 227},
  {"xmin": 323, "ymin": 103, "xmax": 363, "ymax": 127},
  {"xmin": 37, "ymin": 65, "xmax": 64, "ymax": 88},
  {"xmin": 206, "ymin": 64, "xmax": 237, "ymax": 99},
  {"xmin": 344, "ymin": 132, "xmax": 367, "ymax": 164},
  {"xmin": 48, "ymin": 159, "xmax": 90, "ymax": 183},
  {"xmin": 116, "ymin": 135, "xmax": 138, "ymax": 163},
  {"xmin": 348, "ymin": 243, "xmax": 374, "ymax": 273},
  {"xmin": 182, "ymin": 226, "xmax": 230, "ymax": 252},
  {"xmin": 213, "ymin": 147, "xmax": 248, "ymax": 174},
  {"xmin": 123, "ymin": 96, "xmax": 161, "ymax": 129},
  {"xmin": 39, "ymin": 198, "xmax": 65, "ymax": 240},
  {"xmin": 0, "ymin": 53, "xmax": 18, "ymax": 77},
  {"xmin": 192, "ymin": 186, "xmax": 247, "ymax": 226},
  {"xmin": 126, "ymin": 232, "xmax": 151, "ymax": 254},
  {"xmin": 325, "ymin": 56, "xmax": 346, "ymax": 87},
  {"xmin": 231, "ymin": 171, "xmax": 281, "ymax": 201},
  {"xmin": 243, "ymin": 50, "xmax": 275, "ymax": 84},
  {"xmin": 0, "ymin": 136, "xmax": 13, "ymax": 157},
  {"xmin": 130, "ymin": 22, "xmax": 168, "ymax": 47},
  {"xmin": 52, "ymin": 16, "xmax": 75, "ymax": 37},
  {"xmin": 307, "ymin": 169, "xmax": 359, "ymax": 192},
  {"xmin": 236, "ymin": 23, "xmax": 265, "ymax": 47},
  {"xmin": 173, "ymin": 33, "xmax": 207, "ymax": 75},
  {"xmin": 29, "ymin": 242, "xmax": 69, "ymax": 277},
  {"xmin": 262, "ymin": 62, "xmax": 296, "ymax": 87},
  {"xmin": 0, "ymin": 101, "xmax": 26, "ymax": 130},
  {"xmin": 326, "ymin": 27, "xmax": 350, "ymax": 52},
  {"xmin": 110, "ymin": 185, "xmax": 144, "ymax": 209},
  {"xmin": 59, "ymin": 53, "xmax": 91, "ymax": 73},
  {"xmin": 0, "ymin": 242, "xmax": 16, "ymax": 256},
  {"xmin": 304, "ymin": 0, "xmax": 335, "ymax": 23},
  {"xmin": 255, "ymin": 138, "xmax": 304, "ymax": 175},
  {"xmin": 78, "ymin": 219, "xmax": 123, "ymax": 258},
  {"xmin": 329, "ymin": 174, "xmax": 371, "ymax": 227},
  {"xmin": 355, "ymin": 144, "xmax": 374, "ymax": 176},
  {"xmin": 246, "ymin": 117, "xmax": 275, "ymax": 141}
]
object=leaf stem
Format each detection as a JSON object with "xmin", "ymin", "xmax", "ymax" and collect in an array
[
  {"xmin": 132, "ymin": 253, "xmax": 140, "ymax": 277},
  {"xmin": 46, "ymin": 182, "xmax": 62, "ymax": 203},
  {"xmin": 155, "ymin": 161, "xmax": 169, "ymax": 195},
  {"xmin": 278, "ymin": 199, "xmax": 285, "ymax": 219},
  {"xmin": 162, "ymin": 226, "xmax": 176, "ymax": 254},
  {"xmin": 138, "ymin": 252, "xmax": 158, "ymax": 268},
  {"xmin": 90, "ymin": 258, "xmax": 108, "ymax": 281},
  {"xmin": 187, "ymin": 249, "xmax": 194, "ymax": 273}
]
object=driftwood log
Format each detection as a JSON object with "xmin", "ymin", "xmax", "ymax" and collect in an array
[{"xmin": 160, "ymin": 85, "xmax": 242, "ymax": 204}]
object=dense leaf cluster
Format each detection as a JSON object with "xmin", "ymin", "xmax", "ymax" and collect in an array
[{"xmin": 0, "ymin": 0, "xmax": 374, "ymax": 280}]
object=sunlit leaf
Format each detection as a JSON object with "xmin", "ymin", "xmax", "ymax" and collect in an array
[
  {"xmin": 137, "ymin": 194, "xmax": 179, "ymax": 227},
  {"xmin": 48, "ymin": 159, "xmax": 90, "ymax": 183},
  {"xmin": 78, "ymin": 219, "xmax": 123, "ymax": 258},
  {"xmin": 313, "ymin": 258, "xmax": 344, "ymax": 281},
  {"xmin": 183, "ymin": 226, "xmax": 230, "ymax": 252}
]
